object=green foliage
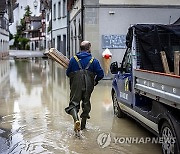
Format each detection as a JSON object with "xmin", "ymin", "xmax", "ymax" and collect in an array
[
  {"xmin": 25, "ymin": 44, "xmax": 30, "ymax": 50},
  {"xmin": 48, "ymin": 24, "xmax": 52, "ymax": 32},
  {"xmin": 24, "ymin": 5, "xmax": 32, "ymax": 17},
  {"xmin": 13, "ymin": 34, "xmax": 20, "ymax": 49},
  {"xmin": 18, "ymin": 37, "xmax": 30, "ymax": 50},
  {"xmin": 13, "ymin": 5, "xmax": 32, "ymax": 49},
  {"xmin": 20, "ymin": 18, "xmax": 26, "ymax": 31},
  {"xmin": 9, "ymin": 32, "xmax": 13, "ymax": 40}
]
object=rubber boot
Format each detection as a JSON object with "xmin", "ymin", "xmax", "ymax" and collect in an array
[
  {"xmin": 70, "ymin": 109, "xmax": 80, "ymax": 132},
  {"xmin": 81, "ymin": 118, "xmax": 87, "ymax": 130}
]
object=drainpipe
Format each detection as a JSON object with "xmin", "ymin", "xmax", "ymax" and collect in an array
[
  {"xmin": 81, "ymin": 0, "xmax": 84, "ymax": 40},
  {"xmin": 67, "ymin": 1, "xmax": 70, "ymax": 58},
  {"xmin": 51, "ymin": 0, "xmax": 53, "ymax": 47}
]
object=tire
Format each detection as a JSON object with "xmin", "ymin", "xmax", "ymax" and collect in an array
[
  {"xmin": 160, "ymin": 121, "xmax": 178, "ymax": 154},
  {"xmin": 112, "ymin": 92, "xmax": 125, "ymax": 118}
]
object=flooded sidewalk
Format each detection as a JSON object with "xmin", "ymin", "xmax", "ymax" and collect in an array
[
  {"xmin": 9, "ymin": 50, "xmax": 46, "ymax": 58},
  {"xmin": 0, "ymin": 59, "xmax": 161, "ymax": 154}
]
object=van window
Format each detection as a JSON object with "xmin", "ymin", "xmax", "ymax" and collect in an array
[{"xmin": 122, "ymin": 49, "xmax": 132, "ymax": 73}]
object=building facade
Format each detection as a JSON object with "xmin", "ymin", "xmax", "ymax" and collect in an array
[
  {"xmin": 9, "ymin": 0, "xmax": 41, "ymax": 35},
  {"xmin": 0, "ymin": 0, "xmax": 14, "ymax": 58},
  {"xmin": 51, "ymin": 0, "xmax": 68, "ymax": 56},
  {"xmin": 24, "ymin": 16, "xmax": 45, "ymax": 51},
  {"xmin": 9, "ymin": 0, "xmax": 46, "ymax": 50},
  {"xmin": 40, "ymin": 0, "xmax": 51, "ymax": 51},
  {"xmin": 68, "ymin": 0, "xmax": 180, "ymax": 65}
]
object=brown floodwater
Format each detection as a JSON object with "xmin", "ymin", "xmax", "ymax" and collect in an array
[{"xmin": 0, "ymin": 59, "xmax": 161, "ymax": 154}]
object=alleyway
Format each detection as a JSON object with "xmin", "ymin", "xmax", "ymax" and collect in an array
[{"xmin": 0, "ymin": 59, "xmax": 161, "ymax": 154}]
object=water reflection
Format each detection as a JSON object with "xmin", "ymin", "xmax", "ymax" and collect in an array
[{"xmin": 0, "ymin": 59, "xmax": 161, "ymax": 154}]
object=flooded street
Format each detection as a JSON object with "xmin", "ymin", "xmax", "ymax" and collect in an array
[{"xmin": 0, "ymin": 59, "xmax": 161, "ymax": 154}]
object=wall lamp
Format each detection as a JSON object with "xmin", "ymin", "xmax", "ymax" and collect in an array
[
  {"xmin": 74, "ymin": 7, "xmax": 78, "ymax": 10},
  {"xmin": 109, "ymin": 11, "xmax": 115, "ymax": 15}
]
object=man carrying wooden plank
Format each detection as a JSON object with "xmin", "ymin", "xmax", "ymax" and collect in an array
[{"xmin": 65, "ymin": 41, "xmax": 104, "ymax": 133}]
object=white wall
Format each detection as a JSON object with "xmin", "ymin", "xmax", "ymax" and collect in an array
[
  {"xmin": 0, "ymin": 12, "xmax": 9, "ymax": 56},
  {"xmin": 45, "ymin": 10, "xmax": 51, "ymax": 50},
  {"xmin": 99, "ymin": 7, "xmax": 180, "ymax": 63},
  {"xmin": 52, "ymin": 0, "xmax": 67, "ymax": 31},
  {"xmin": 52, "ymin": 0, "xmax": 67, "ymax": 55},
  {"xmin": 99, "ymin": 0, "xmax": 180, "ymax": 5}
]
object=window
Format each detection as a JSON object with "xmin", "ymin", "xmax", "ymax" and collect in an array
[
  {"xmin": 78, "ymin": 21, "xmax": 82, "ymax": 41},
  {"xmin": 63, "ymin": 35, "xmax": 66, "ymax": 55},
  {"xmin": 58, "ymin": 1, "xmax": 61, "ymax": 18},
  {"xmin": 53, "ymin": 38, "xmax": 55, "ymax": 48},
  {"xmin": 47, "ymin": 13, "xmax": 49, "ymax": 21},
  {"xmin": 53, "ymin": 4, "xmax": 56, "ymax": 20},
  {"xmin": 57, "ymin": 35, "xmax": 61, "ymax": 51},
  {"xmin": 122, "ymin": 49, "xmax": 132, "ymax": 73},
  {"xmin": 71, "ymin": 29, "xmax": 73, "ymax": 55},
  {"xmin": 62, "ymin": 0, "xmax": 66, "ymax": 17}
]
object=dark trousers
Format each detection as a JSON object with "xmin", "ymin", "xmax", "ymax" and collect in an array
[{"xmin": 65, "ymin": 70, "xmax": 95, "ymax": 119}]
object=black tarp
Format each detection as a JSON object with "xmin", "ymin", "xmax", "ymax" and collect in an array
[{"xmin": 126, "ymin": 24, "xmax": 180, "ymax": 72}]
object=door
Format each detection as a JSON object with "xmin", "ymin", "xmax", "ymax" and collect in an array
[
  {"xmin": 57, "ymin": 36, "xmax": 61, "ymax": 52},
  {"xmin": 117, "ymin": 49, "xmax": 133, "ymax": 106}
]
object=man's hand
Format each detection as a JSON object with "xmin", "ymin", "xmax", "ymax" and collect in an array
[{"xmin": 94, "ymin": 80, "xmax": 98, "ymax": 86}]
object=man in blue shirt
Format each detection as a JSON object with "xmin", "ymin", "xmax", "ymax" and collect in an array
[{"xmin": 65, "ymin": 41, "xmax": 104, "ymax": 132}]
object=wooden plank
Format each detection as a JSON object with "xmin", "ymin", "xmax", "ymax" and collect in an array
[
  {"xmin": 49, "ymin": 52, "xmax": 68, "ymax": 68},
  {"xmin": 174, "ymin": 51, "xmax": 180, "ymax": 76},
  {"xmin": 45, "ymin": 48, "xmax": 69, "ymax": 68},
  {"xmin": 160, "ymin": 51, "xmax": 170, "ymax": 74}
]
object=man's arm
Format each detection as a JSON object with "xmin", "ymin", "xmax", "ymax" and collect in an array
[
  {"xmin": 93, "ymin": 59, "xmax": 104, "ymax": 84},
  {"xmin": 66, "ymin": 58, "xmax": 74, "ymax": 77}
]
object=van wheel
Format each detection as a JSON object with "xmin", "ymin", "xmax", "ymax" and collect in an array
[
  {"xmin": 112, "ymin": 92, "xmax": 125, "ymax": 118},
  {"xmin": 160, "ymin": 121, "xmax": 178, "ymax": 154}
]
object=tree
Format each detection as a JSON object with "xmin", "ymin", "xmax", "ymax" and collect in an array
[
  {"xmin": 9, "ymin": 32, "xmax": 13, "ymax": 40},
  {"xmin": 18, "ymin": 38, "xmax": 30, "ymax": 50},
  {"xmin": 13, "ymin": 5, "xmax": 32, "ymax": 50},
  {"xmin": 24, "ymin": 5, "xmax": 32, "ymax": 17}
]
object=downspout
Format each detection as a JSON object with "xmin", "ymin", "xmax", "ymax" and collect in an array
[
  {"xmin": 81, "ymin": 0, "xmax": 84, "ymax": 40},
  {"xmin": 67, "ymin": 1, "xmax": 70, "ymax": 58},
  {"xmin": 51, "ymin": 0, "xmax": 53, "ymax": 47}
]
